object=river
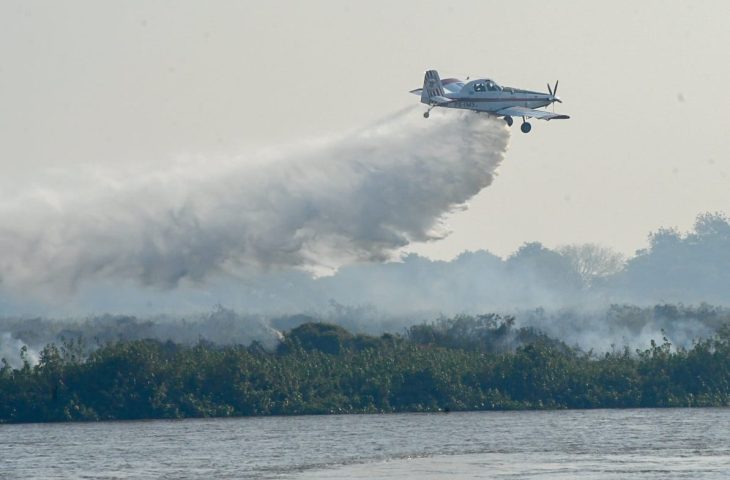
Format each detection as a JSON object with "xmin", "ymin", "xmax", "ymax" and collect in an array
[{"xmin": 1, "ymin": 408, "xmax": 729, "ymax": 479}]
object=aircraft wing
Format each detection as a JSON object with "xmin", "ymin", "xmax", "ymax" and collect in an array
[{"xmin": 496, "ymin": 106, "xmax": 570, "ymax": 120}]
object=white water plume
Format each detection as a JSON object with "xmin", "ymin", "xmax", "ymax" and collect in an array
[{"xmin": 0, "ymin": 109, "xmax": 509, "ymax": 293}]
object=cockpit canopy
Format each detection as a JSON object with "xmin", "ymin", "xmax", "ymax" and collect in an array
[{"xmin": 472, "ymin": 79, "xmax": 502, "ymax": 92}]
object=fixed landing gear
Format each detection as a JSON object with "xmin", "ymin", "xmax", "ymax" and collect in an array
[
  {"xmin": 504, "ymin": 115, "xmax": 513, "ymax": 127},
  {"xmin": 423, "ymin": 111, "xmax": 430, "ymax": 118},
  {"xmin": 520, "ymin": 120, "xmax": 532, "ymax": 134}
]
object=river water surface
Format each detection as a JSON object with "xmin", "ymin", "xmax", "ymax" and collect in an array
[{"xmin": 1, "ymin": 409, "xmax": 729, "ymax": 479}]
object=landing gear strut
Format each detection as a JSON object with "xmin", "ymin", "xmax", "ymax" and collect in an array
[{"xmin": 504, "ymin": 115, "xmax": 513, "ymax": 127}]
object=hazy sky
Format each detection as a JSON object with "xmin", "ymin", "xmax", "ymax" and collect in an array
[{"xmin": 2, "ymin": 0, "xmax": 729, "ymax": 260}]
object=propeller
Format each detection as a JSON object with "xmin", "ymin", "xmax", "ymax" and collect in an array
[
  {"xmin": 547, "ymin": 80, "xmax": 562, "ymax": 103},
  {"xmin": 547, "ymin": 80, "xmax": 561, "ymax": 112}
]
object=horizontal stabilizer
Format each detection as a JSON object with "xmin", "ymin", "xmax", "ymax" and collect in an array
[{"xmin": 429, "ymin": 95, "xmax": 453, "ymax": 105}]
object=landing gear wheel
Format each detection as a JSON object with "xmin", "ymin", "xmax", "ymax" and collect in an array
[
  {"xmin": 423, "ymin": 111, "xmax": 430, "ymax": 119},
  {"xmin": 521, "ymin": 122, "xmax": 532, "ymax": 133},
  {"xmin": 504, "ymin": 116, "xmax": 513, "ymax": 127}
]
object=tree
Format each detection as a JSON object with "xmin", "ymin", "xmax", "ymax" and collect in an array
[
  {"xmin": 278, "ymin": 322, "xmax": 354, "ymax": 355},
  {"xmin": 693, "ymin": 212, "xmax": 730, "ymax": 239},
  {"xmin": 558, "ymin": 243, "xmax": 625, "ymax": 288},
  {"xmin": 507, "ymin": 242, "xmax": 583, "ymax": 291}
]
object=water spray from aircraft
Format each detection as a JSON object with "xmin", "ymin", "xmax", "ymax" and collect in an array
[{"xmin": 0, "ymin": 109, "xmax": 510, "ymax": 295}]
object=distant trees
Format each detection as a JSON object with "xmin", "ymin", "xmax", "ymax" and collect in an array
[
  {"xmin": 2, "ymin": 318, "xmax": 730, "ymax": 424},
  {"xmin": 507, "ymin": 242, "xmax": 582, "ymax": 290},
  {"xmin": 277, "ymin": 322, "xmax": 385, "ymax": 354},
  {"xmin": 405, "ymin": 314, "xmax": 562, "ymax": 354},
  {"xmin": 615, "ymin": 212, "xmax": 730, "ymax": 303},
  {"xmin": 693, "ymin": 212, "xmax": 730, "ymax": 238},
  {"xmin": 557, "ymin": 243, "xmax": 625, "ymax": 288}
]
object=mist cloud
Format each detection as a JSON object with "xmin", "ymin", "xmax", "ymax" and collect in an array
[{"xmin": 0, "ymin": 109, "xmax": 509, "ymax": 293}]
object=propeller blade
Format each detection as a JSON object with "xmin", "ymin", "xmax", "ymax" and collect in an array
[
  {"xmin": 547, "ymin": 82, "xmax": 553, "ymax": 96},
  {"xmin": 553, "ymin": 80, "xmax": 559, "ymax": 96}
]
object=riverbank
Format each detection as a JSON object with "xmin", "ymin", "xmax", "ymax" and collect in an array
[{"xmin": 2, "ymin": 320, "xmax": 730, "ymax": 423}]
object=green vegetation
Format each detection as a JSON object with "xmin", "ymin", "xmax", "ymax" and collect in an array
[{"xmin": 2, "ymin": 316, "xmax": 730, "ymax": 423}]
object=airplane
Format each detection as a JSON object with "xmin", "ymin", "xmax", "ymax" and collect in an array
[{"xmin": 410, "ymin": 70, "xmax": 569, "ymax": 133}]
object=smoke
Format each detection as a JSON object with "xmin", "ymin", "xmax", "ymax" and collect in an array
[
  {"xmin": 515, "ymin": 304, "xmax": 727, "ymax": 353},
  {"xmin": 0, "ymin": 332, "xmax": 38, "ymax": 368},
  {"xmin": 2, "ymin": 302, "xmax": 727, "ymax": 362},
  {"xmin": 0, "ymin": 109, "xmax": 509, "ymax": 294}
]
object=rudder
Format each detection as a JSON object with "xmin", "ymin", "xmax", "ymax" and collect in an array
[{"xmin": 421, "ymin": 70, "xmax": 445, "ymax": 104}]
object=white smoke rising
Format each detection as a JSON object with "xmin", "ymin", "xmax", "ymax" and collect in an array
[
  {"xmin": 0, "ymin": 109, "xmax": 509, "ymax": 293},
  {"xmin": 0, "ymin": 332, "xmax": 38, "ymax": 368}
]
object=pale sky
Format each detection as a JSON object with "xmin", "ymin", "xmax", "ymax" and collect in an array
[{"xmin": 2, "ymin": 0, "xmax": 729, "ymax": 260}]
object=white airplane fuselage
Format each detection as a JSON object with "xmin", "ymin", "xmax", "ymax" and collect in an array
[
  {"xmin": 412, "ymin": 70, "xmax": 569, "ymax": 133},
  {"xmin": 432, "ymin": 79, "xmax": 552, "ymax": 113}
]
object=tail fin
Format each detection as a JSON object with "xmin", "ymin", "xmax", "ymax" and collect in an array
[{"xmin": 421, "ymin": 70, "xmax": 445, "ymax": 104}]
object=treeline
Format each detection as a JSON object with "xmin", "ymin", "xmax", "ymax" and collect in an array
[{"xmin": 2, "ymin": 317, "xmax": 730, "ymax": 423}]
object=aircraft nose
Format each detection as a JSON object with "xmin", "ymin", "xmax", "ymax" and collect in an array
[{"xmin": 551, "ymin": 95, "xmax": 562, "ymax": 104}]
